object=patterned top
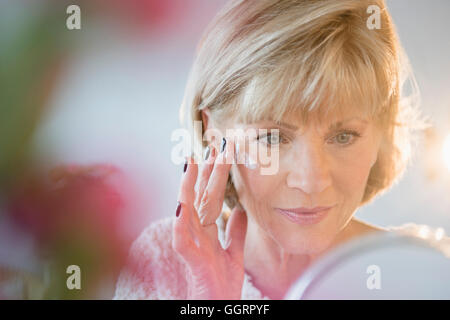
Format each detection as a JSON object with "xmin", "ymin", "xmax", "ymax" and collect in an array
[{"xmin": 113, "ymin": 215, "xmax": 450, "ymax": 300}]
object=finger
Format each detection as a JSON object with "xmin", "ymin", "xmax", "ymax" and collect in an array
[
  {"xmin": 224, "ymin": 206, "xmax": 247, "ymax": 263},
  {"xmin": 198, "ymin": 138, "xmax": 235, "ymax": 226},
  {"xmin": 178, "ymin": 156, "xmax": 198, "ymax": 205},
  {"xmin": 176, "ymin": 155, "xmax": 203, "ymax": 235},
  {"xmin": 195, "ymin": 145, "xmax": 217, "ymax": 210},
  {"xmin": 172, "ymin": 202, "xmax": 200, "ymax": 264},
  {"xmin": 177, "ymin": 154, "xmax": 223, "ymax": 255}
]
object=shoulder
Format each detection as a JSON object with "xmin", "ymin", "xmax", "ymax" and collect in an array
[
  {"xmin": 344, "ymin": 219, "xmax": 450, "ymax": 258},
  {"xmin": 385, "ymin": 222, "xmax": 450, "ymax": 258},
  {"xmin": 113, "ymin": 217, "xmax": 188, "ymax": 299}
]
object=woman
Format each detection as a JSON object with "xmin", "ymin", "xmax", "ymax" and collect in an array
[{"xmin": 114, "ymin": 0, "xmax": 449, "ymax": 299}]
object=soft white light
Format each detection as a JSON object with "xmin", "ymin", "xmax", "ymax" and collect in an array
[
  {"xmin": 443, "ymin": 133, "xmax": 450, "ymax": 171},
  {"xmin": 434, "ymin": 227, "xmax": 445, "ymax": 241},
  {"xmin": 418, "ymin": 225, "xmax": 430, "ymax": 239}
]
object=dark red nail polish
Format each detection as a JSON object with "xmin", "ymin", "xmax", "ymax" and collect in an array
[
  {"xmin": 221, "ymin": 138, "xmax": 227, "ymax": 153},
  {"xmin": 176, "ymin": 202, "xmax": 181, "ymax": 217},
  {"xmin": 183, "ymin": 160, "xmax": 188, "ymax": 173}
]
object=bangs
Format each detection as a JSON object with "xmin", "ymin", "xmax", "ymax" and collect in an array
[{"xmin": 229, "ymin": 25, "xmax": 396, "ymax": 127}]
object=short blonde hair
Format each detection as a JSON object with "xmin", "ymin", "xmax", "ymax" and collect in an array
[{"xmin": 180, "ymin": 0, "xmax": 429, "ymax": 210}]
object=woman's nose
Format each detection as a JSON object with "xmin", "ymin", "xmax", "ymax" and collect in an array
[{"xmin": 285, "ymin": 142, "xmax": 332, "ymax": 195}]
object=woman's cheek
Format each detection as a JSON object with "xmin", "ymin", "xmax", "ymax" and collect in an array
[
  {"xmin": 232, "ymin": 165, "xmax": 278, "ymax": 206},
  {"xmin": 336, "ymin": 146, "xmax": 376, "ymax": 198}
]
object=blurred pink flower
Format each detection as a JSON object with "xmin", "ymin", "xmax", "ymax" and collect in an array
[
  {"xmin": 98, "ymin": 0, "xmax": 191, "ymax": 33},
  {"xmin": 7, "ymin": 164, "xmax": 134, "ymax": 279}
]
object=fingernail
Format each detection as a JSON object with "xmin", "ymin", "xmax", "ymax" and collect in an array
[
  {"xmin": 221, "ymin": 137, "xmax": 227, "ymax": 153},
  {"xmin": 204, "ymin": 146, "xmax": 211, "ymax": 161},
  {"xmin": 176, "ymin": 201, "xmax": 182, "ymax": 217},
  {"xmin": 183, "ymin": 159, "xmax": 188, "ymax": 173}
]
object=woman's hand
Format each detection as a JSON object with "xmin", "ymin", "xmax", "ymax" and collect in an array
[{"xmin": 172, "ymin": 139, "xmax": 248, "ymax": 300}]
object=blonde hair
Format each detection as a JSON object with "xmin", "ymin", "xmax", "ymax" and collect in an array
[{"xmin": 180, "ymin": 0, "xmax": 429, "ymax": 210}]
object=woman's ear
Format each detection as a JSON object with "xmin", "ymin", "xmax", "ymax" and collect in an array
[
  {"xmin": 201, "ymin": 108, "xmax": 223, "ymax": 152},
  {"xmin": 201, "ymin": 108, "xmax": 211, "ymax": 130}
]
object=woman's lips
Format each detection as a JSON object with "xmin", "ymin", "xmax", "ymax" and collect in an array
[{"xmin": 275, "ymin": 206, "xmax": 334, "ymax": 225}]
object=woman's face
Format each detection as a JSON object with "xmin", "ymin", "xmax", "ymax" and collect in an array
[{"xmin": 222, "ymin": 108, "xmax": 382, "ymax": 254}]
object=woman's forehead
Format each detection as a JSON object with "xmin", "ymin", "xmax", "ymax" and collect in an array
[{"xmin": 238, "ymin": 104, "xmax": 372, "ymax": 128}]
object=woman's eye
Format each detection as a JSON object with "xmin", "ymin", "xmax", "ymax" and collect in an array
[
  {"xmin": 257, "ymin": 132, "xmax": 283, "ymax": 145},
  {"xmin": 331, "ymin": 130, "xmax": 361, "ymax": 146}
]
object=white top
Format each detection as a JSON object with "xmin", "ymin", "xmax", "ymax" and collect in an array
[{"xmin": 113, "ymin": 215, "xmax": 450, "ymax": 300}]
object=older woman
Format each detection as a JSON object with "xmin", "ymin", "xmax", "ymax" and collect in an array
[{"xmin": 113, "ymin": 0, "xmax": 448, "ymax": 300}]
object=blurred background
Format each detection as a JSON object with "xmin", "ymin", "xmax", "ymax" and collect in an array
[{"xmin": 0, "ymin": 0, "xmax": 449, "ymax": 299}]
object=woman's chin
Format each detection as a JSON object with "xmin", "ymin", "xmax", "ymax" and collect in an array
[{"xmin": 274, "ymin": 230, "xmax": 337, "ymax": 255}]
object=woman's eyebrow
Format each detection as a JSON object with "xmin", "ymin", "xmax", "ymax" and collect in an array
[
  {"xmin": 274, "ymin": 121, "xmax": 298, "ymax": 131},
  {"xmin": 251, "ymin": 121, "xmax": 298, "ymax": 131},
  {"xmin": 328, "ymin": 118, "xmax": 368, "ymax": 130},
  {"xmin": 273, "ymin": 117, "xmax": 368, "ymax": 131}
]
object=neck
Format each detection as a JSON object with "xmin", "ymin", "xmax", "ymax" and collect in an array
[
  {"xmin": 242, "ymin": 216, "xmax": 379, "ymax": 299},
  {"xmin": 242, "ymin": 218, "xmax": 316, "ymax": 299}
]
